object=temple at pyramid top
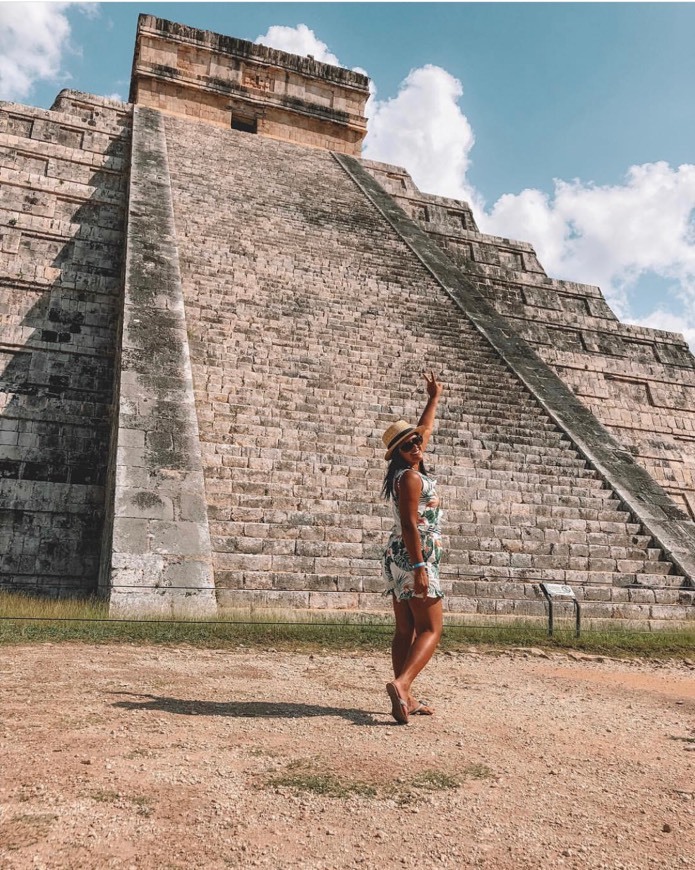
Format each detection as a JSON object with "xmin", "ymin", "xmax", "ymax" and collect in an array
[{"xmin": 130, "ymin": 14, "xmax": 371, "ymax": 155}]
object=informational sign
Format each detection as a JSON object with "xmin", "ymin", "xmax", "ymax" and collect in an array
[
  {"xmin": 540, "ymin": 583, "xmax": 576, "ymax": 599},
  {"xmin": 539, "ymin": 582, "xmax": 581, "ymax": 637}
]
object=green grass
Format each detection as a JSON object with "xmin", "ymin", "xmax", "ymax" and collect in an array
[
  {"xmin": 269, "ymin": 771, "xmax": 377, "ymax": 798},
  {"xmin": 268, "ymin": 764, "xmax": 495, "ymax": 802},
  {"xmin": 0, "ymin": 592, "xmax": 693, "ymax": 657},
  {"xmin": 410, "ymin": 770, "xmax": 460, "ymax": 791}
]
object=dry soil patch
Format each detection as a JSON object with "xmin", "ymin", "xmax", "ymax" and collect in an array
[{"xmin": 0, "ymin": 644, "xmax": 693, "ymax": 869}]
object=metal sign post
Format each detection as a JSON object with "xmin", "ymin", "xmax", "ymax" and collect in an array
[{"xmin": 539, "ymin": 583, "xmax": 581, "ymax": 637}]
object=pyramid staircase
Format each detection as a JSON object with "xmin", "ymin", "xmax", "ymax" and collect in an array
[{"xmin": 155, "ymin": 114, "xmax": 695, "ymax": 626}]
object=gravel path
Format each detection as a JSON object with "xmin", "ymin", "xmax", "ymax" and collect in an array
[{"xmin": 0, "ymin": 643, "xmax": 694, "ymax": 869}]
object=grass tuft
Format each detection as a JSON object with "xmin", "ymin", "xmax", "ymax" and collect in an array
[
  {"xmin": 268, "ymin": 758, "xmax": 377, "ymax": 798},
  {"xmin": 269, "ymin": 771, "xmax": 376, "ymax": 798},
  {"xmin": 89, "ymin": 789, "xmax": 120, "ymax": 804},
  {"xmin": 410, "ymin": 769, "xmax": 460, "ymax": 791},
  {"xmin": 462, "ymin": 763, "xmax": 494, "ymax": 780}
]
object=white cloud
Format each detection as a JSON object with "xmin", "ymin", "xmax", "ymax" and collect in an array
[
  {"xmin": 0, "ymin": 2, "xmax": 93, "ymax": 101},
  {"xmin": 482, "ymin": 163, "xmax": 695, "ymax": 331},
  {"xmin": 255, "ymin": 24, "xmax": 341, "ymax": 67},
  {"xmin": 363, "ymin": 65, "xmax": 481, "ymax": 211}
]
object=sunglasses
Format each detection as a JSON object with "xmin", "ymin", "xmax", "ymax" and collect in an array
[{"xmin": 399, "ymin": 434, "xmax": 423, "ymax": 453}]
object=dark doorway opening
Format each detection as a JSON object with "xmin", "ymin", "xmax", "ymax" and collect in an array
[{"xmin": 231, "ymin": 116, "xmax": 258, "ymax": 134}]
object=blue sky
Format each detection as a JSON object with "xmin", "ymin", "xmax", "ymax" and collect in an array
[{"xmin": 3, "ymin": 2, "xmax": 695, "ymax": 348}]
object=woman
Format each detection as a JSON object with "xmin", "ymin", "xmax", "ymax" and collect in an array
[{"xmin": 381, "ymin": 371, "xmax": 444, "ymax": 725}]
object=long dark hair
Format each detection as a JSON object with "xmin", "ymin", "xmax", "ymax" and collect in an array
[{"xmin": 381, "ymin": 452, "xmax": 429, "ymax": 501}]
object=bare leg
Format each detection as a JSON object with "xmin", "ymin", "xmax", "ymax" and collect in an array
[
  {"xmin": 391, "ymin": 597, "xmax": 443, "ymax": 702},
  {"xmin": 391, "ymin": 595, "xmax": 415, "ymax": 678}
]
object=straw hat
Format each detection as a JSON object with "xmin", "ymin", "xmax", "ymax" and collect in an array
[{"xmin": 382, "ymin": 420, "xmax": 426, "ymax": 460}]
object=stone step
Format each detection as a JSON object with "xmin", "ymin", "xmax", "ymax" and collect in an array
[
  {"xmin": 441, "ymin": 578, "xmax": 688, "ymax": 600},
  {"xmin": 214, "ymin": 588, "xmax": 695, "ymax": 625},
  {"xmin": 201, "ymin": 448, "xmax": 601, "ymax": 482},
  {"xmin": 209, "ymin": 414, "xmax": 573, "ymax": 451},
  {"xmin": 463, "ymin": 456, "xmax": 589, "ymax": 473},
  {"xmin": 0, "ymin": 574, "xmax": 96, "ymax": 594},
  {"xmin": 430, "ymin": 466, "xmax": 602, "ymax": 485},
  {"xmin": 204, "ymin": 491, "xmax": 646, "ymax": 529},
  {"xmin": 1, "ymin": 97, "xmax": 131, "ymax": 139},
  {"xmin": 0, "ymin": 208, "xmax": 124, "ymax": 242},
  {"xmin": 211, "ymin": 565, "xmax": 686, "ymax": 599},
  {"xmin": 210, "ymin": 544, "xmax": 676, "ymax": 579},
  {"xmin": 201, "ymin": 438, "xmax": 590, "ymax": 472},
  {"xmin": 0, "ymin": 165, "xmax": 125, "ymax": 205},
  {"xmin": 444, "ymin": 596, "xmax": 695, "ymax": 623},
  {"xmin": 206, "ymin": 512, "xmax": 655, "ymax": 550},
  {"xmin": 450, "ymin": 531, "xmax": 655, "ymax": 551},
  {"xmin": 0, "ymin": 391, "xmax": 112, "ymax": 424},
  {"xmin": 445, "ymin": 566, "xmax": 684, "ymax": 587},
  {"xmin": 458, "ymin": 474, "xmax": 606, "ymax": 490},
  {"xmin": 206, "ymin": 472, "xmax": 621, "ymax": 514},
  {"xmin": 210, "ymin": 393, "xmax": 560, "ymax": 421},
  {"xmin": 442, "ymin": 537, "xmax": 664, "ymax": 561},
  {"xmin": 0, "ymin": 130, "xmax": 127, "ymax": 172},
  {"xmin": 214, "ymin": 360, "xmax": 543, "ymax": 384},
  {"xmin": 206, "ymin": 480, "xmax": 631, "ymax": 520},
  {"xmin": 207, "ymin": 526, "xmax": 664, "ymax": 566},
  {"xmin": 200, "ymin": 445, "xmax": 602, "ymax": 480},
  {"xmin": 443, "ymin": 552, "xmax": 673, "ymax": 573},
  {"xmin": 468, "ymin": 488, "xmax": 620, "ymax": 510}
]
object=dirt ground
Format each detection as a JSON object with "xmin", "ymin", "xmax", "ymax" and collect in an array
[{"xmin": 0, "ymin": 642, "xmax": 694, "ymax": 870}]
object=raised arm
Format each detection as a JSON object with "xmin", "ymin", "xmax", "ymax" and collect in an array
[{"xmin": 417, "ymin": 371, "xmax": 444, "ymax": 452}]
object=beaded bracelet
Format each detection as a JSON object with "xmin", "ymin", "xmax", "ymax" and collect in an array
[{"xmin": 412, "ymin": 561, "xmax": 427, "ymax": 569}]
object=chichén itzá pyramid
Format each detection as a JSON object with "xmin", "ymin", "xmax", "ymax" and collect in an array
[{"xmin": 1, "ymin": 14, "xmax": 695, "ymax": 628}]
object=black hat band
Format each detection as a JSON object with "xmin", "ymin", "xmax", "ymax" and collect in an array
[{"xmin": 387, "ymin": 427, "xmax": 415, "ymax": 450}]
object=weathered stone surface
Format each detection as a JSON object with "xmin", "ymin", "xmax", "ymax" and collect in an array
[
  {"xmin": 131, "ymin": 14, "xmax": 369, "ymax": 155},
  {"xmin": 343, "ymin": 152, "xmax": 695, "ymax": 587},
  {"xmin": 0, "ymin": 92, "xmax": 130, "ymax": 596},
  {"xmin": 160, "ymin": 110, "xmax": 692, "ymax": 622},
  {"xmin": 103, "ymin": 106, "xmax": 215, "ymax": 616}
]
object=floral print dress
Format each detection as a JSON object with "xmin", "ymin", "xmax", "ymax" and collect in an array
[{"xmin": 382, "ymin": 468, "xmax": 444, "ymax": 601}]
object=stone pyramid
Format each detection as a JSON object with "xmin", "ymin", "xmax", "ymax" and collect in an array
[{"xmin": 1, "ymin": 15, "xmax": 694, "ymax": 627}]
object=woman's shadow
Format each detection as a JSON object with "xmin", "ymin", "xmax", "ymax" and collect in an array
[{"xmin": 111, "ymin": 692, "xmax": 390, "ymax": 725}]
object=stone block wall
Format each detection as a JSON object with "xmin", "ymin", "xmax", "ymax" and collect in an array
[
  {"xmin": 131, "ymin": 15, "xmax": 369, "ymax": 155},
  {"xmin": 363, "ymin": 161, "xmax": 695, "ymax": 523},
  {"xmin": 0, "ymin": 91, "xmax": 130, "ymax": 595}
]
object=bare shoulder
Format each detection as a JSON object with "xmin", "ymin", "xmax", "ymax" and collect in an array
[{"xmin": 398, "ymin": 468, "xmax": 423, "ymax": 496}]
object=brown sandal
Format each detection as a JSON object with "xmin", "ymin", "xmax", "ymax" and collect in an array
[
  {"xmin": 409, "ymin": 700, "xmax": 434, "ymax": 716},
  {"xmin": 386, "ymin": 682, "xmax": 409, "ymax": 724}
]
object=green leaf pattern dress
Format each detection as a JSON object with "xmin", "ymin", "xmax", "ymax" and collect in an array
[{"xmin": 382, "ymin": 468, "xmax": 444, "ymax": 601}]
